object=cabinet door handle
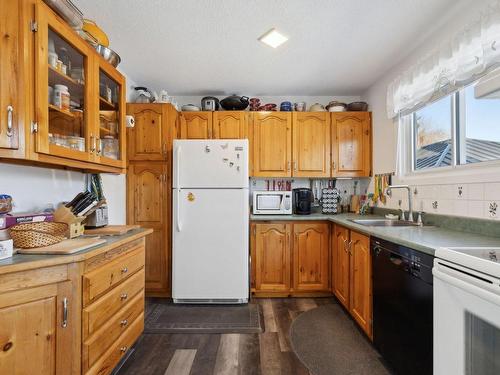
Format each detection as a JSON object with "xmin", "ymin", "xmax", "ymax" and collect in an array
[
  {"xmin": 332, "ymin": 161, "xmax": 336, "ymax": 170},
  {"xmin": 6, "ymin": 105, "xmax": 13, "ymax": 137},
  {"xmin": 287, "ymin": 161, "xmax": 291, "ymax": 171},
  {"xmin": 62, "ymin": 297, "xmax": 68, "ymax": 328},
  {"xmin": 120, "ymin": 293, "xmax": 128, "ymax": 300},
  {"xmin": 120, "ymin": 319, "xmax": 128, "ymax": 327},
  {"xmin": 343, "ymin": 239, "xmax": 348, "ymax": 253},
  {"xmin": 121, "ymin": 267, "xmax": 128, "ymax": 274},
  {"xmin": 293, "ymin": 161, "xmax": 297, "ymax": 172},
  {"xmin": 120, "ymin": 346, "xmax": 128, "ymax": 353},
  {"xmin": 97, "ymin": 138, "xmax": 102, "ymax": 155},
  {"xmin": 162, "ymin": 141, "xmax": 167, "ymax": 155},
  {"xmin": 348, "ymin": 240, "xmax": 354, "ymax": 255},
  {"xmin": 90, "ymin": 134, "xmax": 96, "ymax": 153}
]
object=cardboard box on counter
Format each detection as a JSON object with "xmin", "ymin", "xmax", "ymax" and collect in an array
[{"xmin": 0, "ymin": 212, "xmax": 54, "ymax": 230}]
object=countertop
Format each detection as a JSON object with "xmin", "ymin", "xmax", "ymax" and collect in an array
[
  {"xmin": 0, "ymin": 227, "xmax": 153, "ymax": 275},
  {"xmin": 250, "ymin": 213, "xmax": 500, "ymax": 256}
]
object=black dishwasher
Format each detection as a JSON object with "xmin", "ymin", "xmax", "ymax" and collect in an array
[{"xmin": 371, "ymin": 237, "xmax": 433, "ymax": 375}]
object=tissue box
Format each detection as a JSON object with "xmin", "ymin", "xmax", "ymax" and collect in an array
[{"xmin": 0, "ymin": 239, "xmax": 13, "ymax": 260}]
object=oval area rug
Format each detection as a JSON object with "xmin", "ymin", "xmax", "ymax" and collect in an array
[{"xmin": 290, "ymin": 304, "xmax": 390, "ymax": 375}]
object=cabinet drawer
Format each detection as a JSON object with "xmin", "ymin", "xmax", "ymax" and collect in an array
[
  {"xmin": 83, "ymin": 268, "xmax": 144, "ymax": 338},
  {"xmin": 83, "ymin": 290, "xmax": 144, "ymax": 371},
  {"xmin": 83, "ymin": 247, "xmax": 144, "ymax": 306},
  {"xmin": 85, "ymin": 313, "xmax": 144, "ymax": 375}
]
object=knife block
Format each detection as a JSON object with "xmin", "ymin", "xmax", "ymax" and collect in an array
[{"xmin": 54, "ymin": 205, "xmax": 85, "ymax": 239}]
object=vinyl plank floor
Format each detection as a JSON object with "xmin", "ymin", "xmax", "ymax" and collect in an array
[{"xmin": 117, "ymin": 297, "xmax": 339, "ymax": 375}]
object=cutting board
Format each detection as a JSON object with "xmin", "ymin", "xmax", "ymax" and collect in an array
[
  {"xmin": 17, "ymin": 236, "xmax": 106, "ymax": 255},
  {"xmin": 84, "ymin": 225, "xmax": 140, "ymax": 236}
]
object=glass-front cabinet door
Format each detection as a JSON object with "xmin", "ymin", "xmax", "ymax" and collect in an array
[
  {"xmin": 95, "ymin": 62, "xmax": 126, "ymax": 168},
  {"xmin": 35, "ymin": 2, "xmax": 93, "ymax": 162}
]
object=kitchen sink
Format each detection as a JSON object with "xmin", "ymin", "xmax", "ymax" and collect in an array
[{"xmin": 348, "ymin": 219, "xmax": 421, "ymax": 227}]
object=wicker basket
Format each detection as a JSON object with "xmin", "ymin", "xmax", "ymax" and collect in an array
[{"xmin": 9, "ymin": 222, "xmax": 68, "ymax": 249}]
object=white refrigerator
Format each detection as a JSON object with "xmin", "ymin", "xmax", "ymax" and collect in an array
[{"xmin": 172, "ymin": 139, "xmax": 249, "ymax": 304}]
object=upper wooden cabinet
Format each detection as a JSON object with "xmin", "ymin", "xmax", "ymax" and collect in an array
[
  {"xmin": 127, "ymin": 103, "xmax": 176, "ymax": 161},
  {"xmin": 213, "ymin": 111, "xmax": 248, "ymax": 139},
  {"xmin": 35, "ymin": 2, "xmax": 93, "ymax": 163},
  {"xmin": 331, "ymin": 112, "xmax": 371, "ymax": 177},
  {"xmin": 0, "ymin": 0, "xmax": 22, "ymax": 152},
  {"xmin": 0, "ymin": 1, "xmax": 127, "ymax": 172},
  {"xmin": 332, "ymin": 225, "xmax": 372, "ymax": 338},
  {"xmin": 293, "ymin": 223, "xmax": 330, "ymax": 291},
  {"xmin": 179, "ymin": 111, "xmax": 212, "ymax": 139},
  {"xmin": 292, "ymin": 112, "xmax": 331, "ymax": 177},
  {"xmin": 178, "ymin": 111, "xmax": 248, "ymax": 140},
  {"xmin": 252, "ymin": 112, "xmax": 292, "ymax": 177}
]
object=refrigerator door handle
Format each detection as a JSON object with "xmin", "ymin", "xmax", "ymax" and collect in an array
[{"xmin": 176, "ymin": 145, "xmax": 182, "ymax": 232}]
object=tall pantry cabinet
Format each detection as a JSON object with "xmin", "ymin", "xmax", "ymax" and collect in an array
[{"xmin": 126, "ymin": 103, "xmax": 177, "ymax": 296}]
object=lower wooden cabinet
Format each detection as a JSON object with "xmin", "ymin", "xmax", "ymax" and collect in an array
[
  {"xmin": 0, "ymin": 230, "xmax": 150, "ymax": 375},
  {"xmin": 332, "ymin": 225, "xmax": 372, "ymax": 338},
  {"xmin": 0, "ymin": 278, "xmax": 74, "ymax": 374},
  {"xmin": 251, "ymin": 221, "xmax": 330, "ymax": 296}
]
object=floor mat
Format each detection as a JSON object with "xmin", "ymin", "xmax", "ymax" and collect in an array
[
  {"xmin": 290, "ymin": 304, "xmax": 391, "ymax": 375},
  {"xmin": 144, "ymin": 302, "xmax": 263, "ymax": 334}
]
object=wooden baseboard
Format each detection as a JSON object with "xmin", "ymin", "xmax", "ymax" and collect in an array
[{"xmin": 251, "ymin": 291, "xmax": 334, "ymax": 298}]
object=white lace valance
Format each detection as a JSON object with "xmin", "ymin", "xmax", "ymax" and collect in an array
[{"xmin": 387, "ymin": 0, "xmax": 500, "ymax": 118}]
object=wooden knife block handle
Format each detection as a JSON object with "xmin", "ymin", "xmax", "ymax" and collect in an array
[{"xmin": 54, "ymin": 206, "xmax": 85, "ymax": 239}]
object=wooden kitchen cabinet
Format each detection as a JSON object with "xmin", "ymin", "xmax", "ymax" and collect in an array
[
  {"xmin": 332, "ymin": 225, "xmax": 372, "ymax": 338},
  {"xmin": 127, "ymin": 162, "xmax": 170, "ymax": 296},
  {"xmin": 0, "ymin": 280, "xmax": 74, "ymax": 374},
  {"xmin": 179, "ymin": 111, "xmax": 212, "ymax": 139},
  {"xmin": 0, "ymin": 0, "xmax": 22, "ymax": 154},
  {"xmin": 293, "ymin": 223, "xmax": 330, "ymax": 291},
  {"xmin": 251, "ymin": 221, "xmax": 331, "ymax": 296},
  {"xmin": 127, "ymin": 104, "xmax": 175, "ymax": 161},
  {"xmin": 212, "ymin": 111, "xmax": 248, "ymax": 139},
  {"xmin": 252, "ymin": 112, "xmax": 292, "ymax": 177},
  {"xmin": 332, "ymin": 225, "xmax": 350, "ymax": 309},
  {"xmin": 331, "ymin": 112, "xmax": 371, "ymax": 177},
  {"xmin": 292, "ymin": 112, "xmax": 331, "ymax": 177}
]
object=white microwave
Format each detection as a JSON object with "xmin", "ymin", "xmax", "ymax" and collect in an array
[{"xmin": 252, "ymin": 191, "xmax": 292, "ymax": 215}]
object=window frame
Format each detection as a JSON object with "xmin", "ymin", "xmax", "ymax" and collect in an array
[{"xmin": 402, "ymin": 85, "xmax": 500, "ymax": 183}]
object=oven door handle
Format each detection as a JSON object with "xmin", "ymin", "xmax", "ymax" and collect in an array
[{"xmin": 433, "ymin": 263, "xmax": 500, "ymax": 307}]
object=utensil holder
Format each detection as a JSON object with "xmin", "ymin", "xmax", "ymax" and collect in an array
[{"xmin": 54, "ymin": 205, "xmax": 85, "ymax": 238}]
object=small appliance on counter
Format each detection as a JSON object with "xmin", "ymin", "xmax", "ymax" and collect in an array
[
  {"xmin": 252, "ymin": 191, "xmax": 292, "ymax": 215},
  {"xmin": 293, "ymin": 188, "xmax": 312, "ymax": 215}
]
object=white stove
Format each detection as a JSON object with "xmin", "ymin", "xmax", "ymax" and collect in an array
[
  {"xmin": 433, "ymin": 246, "xmax": 500, "ymax": 375},
  {"xmin": 435, "ymin": 246, "xmax": 500, "ymax": 277}
]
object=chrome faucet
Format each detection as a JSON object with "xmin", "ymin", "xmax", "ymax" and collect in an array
[{"xmin": 386, "ymin": 185, "xmax": 415, "ymax": 222}]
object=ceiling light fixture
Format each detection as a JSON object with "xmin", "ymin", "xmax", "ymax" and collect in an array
[{"xmin": 258, "ymin": 28, "xmax": 288, "ymax": 48}]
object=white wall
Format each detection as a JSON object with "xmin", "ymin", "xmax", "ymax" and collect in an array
[{"xmin": 361, "ymin": 0, "xmax": 500, "ymax": 220}]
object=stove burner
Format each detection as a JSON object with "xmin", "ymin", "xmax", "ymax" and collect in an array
[{"xmin": 489, "ymin": 251, "xmax": 498, "ymax": 262}]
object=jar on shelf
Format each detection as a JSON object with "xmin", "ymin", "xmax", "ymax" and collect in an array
[
  {"xmin": 54, "ymin": 84, "xmax": 70, "ymax": 110},
  {"xmin": 101, "ymin": 136, "xmax": 118, "ymax": 159}
]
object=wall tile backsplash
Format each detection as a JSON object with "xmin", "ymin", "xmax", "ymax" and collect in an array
[{"xmin": 377, "ymin": 182, "xmax": 500, "ymax": 220}]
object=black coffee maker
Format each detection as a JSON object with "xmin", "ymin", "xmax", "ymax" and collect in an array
[{"xmin": 293, "ymin": 188, "xmax": 313, "ymax": 215}]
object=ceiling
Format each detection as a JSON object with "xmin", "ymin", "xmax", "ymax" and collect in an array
[{"xmin": 75, "ymin": 0, "xmax": 458, "ymax": 96}]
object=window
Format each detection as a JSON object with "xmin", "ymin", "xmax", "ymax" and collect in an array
[
  {"xmin": 409, "ymin": 78, "xmax": 500, "ymax": 172},
  {"xmin": 413, "ymin": 96, "xmax": 453, "ymax": 170}
]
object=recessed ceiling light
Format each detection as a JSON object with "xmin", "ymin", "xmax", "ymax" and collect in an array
[{"xmin": 258, "ymin": 28, "xmax": 288, "ymax": 48}]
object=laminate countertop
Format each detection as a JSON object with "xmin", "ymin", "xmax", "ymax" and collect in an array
[
  {"xmin": 250, "ymin": 213, "xmax": 500, "ymax": 256},
  {"xmin": 0, "ymin": 228, "xmax": 153, "ymax": 275}
]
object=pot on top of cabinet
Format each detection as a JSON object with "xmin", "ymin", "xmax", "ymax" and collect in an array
[
  {"xmin": 201, "ymin": 96, "xmax": 220, "ymax": 111},
  {"xmin": 220, "ymin": 95, "xmax": 249, "ymax": 110}
]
